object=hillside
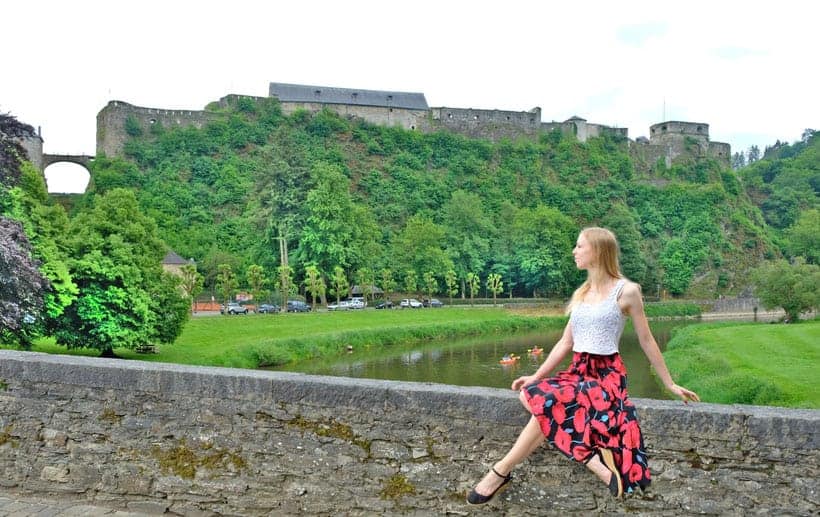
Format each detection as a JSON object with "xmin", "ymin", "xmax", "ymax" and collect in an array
[{"xmin": 85, "ymin": 96, "xmax": 778, "ymax": 299}]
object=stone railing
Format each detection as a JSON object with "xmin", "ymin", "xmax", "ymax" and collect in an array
[{"xmin": 0, "ymin": 350, "xmax": 817, "ymax": 515}]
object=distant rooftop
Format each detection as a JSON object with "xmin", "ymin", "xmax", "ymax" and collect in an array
[
  {"xmin": 162, "ymin": 250, "xmax": 190, "ymax": 265},
  {"xmin": 269, "ymin": 82, "xmax": 429, "ymax": 110}
]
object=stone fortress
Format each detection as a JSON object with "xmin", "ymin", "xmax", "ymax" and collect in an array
[{"xmin": 95, "ymin": 81, "xmax": 730, "ymax": 166}]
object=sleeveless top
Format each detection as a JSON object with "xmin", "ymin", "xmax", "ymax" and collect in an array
[{"xmin": 570, "ymin": 278, "xmax": 627, "ymax": 355}]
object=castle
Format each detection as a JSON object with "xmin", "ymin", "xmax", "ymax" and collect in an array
[{"xmin": 89, "ymin": 81, "xmax": 726, "ymax": 166}]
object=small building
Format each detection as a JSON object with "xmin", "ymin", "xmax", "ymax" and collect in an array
[{"xmin": 162, "ymin": 250, "xmax": 191, "ymax": 277}]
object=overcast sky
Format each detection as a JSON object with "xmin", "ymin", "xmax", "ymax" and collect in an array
[{"xmin": 3, "ymin": 0, "xmax": 817, "ymax": 192}]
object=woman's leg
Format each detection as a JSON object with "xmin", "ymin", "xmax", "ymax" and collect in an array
[{"xmin": 471, "ymin": 415, "xmax": 545, "ymax": 496}]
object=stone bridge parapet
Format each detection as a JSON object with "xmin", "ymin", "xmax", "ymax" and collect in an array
[{"xmin": 0, "ymin": 350, "xmax": 816, "ymax": 515}]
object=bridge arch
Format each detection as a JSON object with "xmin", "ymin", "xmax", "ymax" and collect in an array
[{"xmin": 43, "ymin": 155, "xmax": 93, "ymax": 193}]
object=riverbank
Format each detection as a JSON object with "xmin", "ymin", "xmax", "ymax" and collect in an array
[{"xmin": 664, "ymin": 319, "xmax": 820, "ymax": 408}]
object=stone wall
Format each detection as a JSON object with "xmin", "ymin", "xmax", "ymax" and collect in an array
[
  {"xmin": 96, "ymin": 101, "xmax": 223, "ymax": 157},
  {"xmin": 1, "ymin": 351, "xmax": 816, "ymax": 516}
]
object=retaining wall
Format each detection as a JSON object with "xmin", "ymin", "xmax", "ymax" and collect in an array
[{"xmin": 0, "ymin": 350, "xmax": 817, "ymax": 515}]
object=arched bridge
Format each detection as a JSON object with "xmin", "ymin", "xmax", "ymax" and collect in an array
[{"xmin": 42, "ymin": 153, "xmax": 95, "ymax": 169}]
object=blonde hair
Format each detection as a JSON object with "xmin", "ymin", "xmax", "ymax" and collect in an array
[{"xmin": 566, "ymin": 227, "xmax": 623, "ymax": 314}]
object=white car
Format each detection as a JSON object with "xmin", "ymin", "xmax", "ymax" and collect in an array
[
  {"xmin": 400, "ymin": 298, "xmax": 423, "ymax": 308},
  {"xmin": 327, "ymin": 300, "xmax": 351, "ymax": 311}
]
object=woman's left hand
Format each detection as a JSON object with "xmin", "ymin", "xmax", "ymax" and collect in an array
[{"xmin": 669, "ymin": 383, "xmax": 700, "ymax": 404}]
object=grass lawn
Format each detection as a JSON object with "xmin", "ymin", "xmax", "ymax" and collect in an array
[
  {"xmin": 19, "ymin": 307, "xmax": 564, "ymax": 370},
  {"xmin": 664, "ymin": 319, "xmax": 820, "ymax": 408}
]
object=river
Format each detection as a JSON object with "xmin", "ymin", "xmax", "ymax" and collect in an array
[{"xmin": 274, "ymin": 320, "xmax": 688, "ymax": 400}]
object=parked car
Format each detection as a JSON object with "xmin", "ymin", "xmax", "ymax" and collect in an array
[
  {"xmin": 424, "ymin": 298, "xmax": 444, "ymax": 308},
  {"xmin": 348, "ymin": 298, "xmax": 366, "ymax": 310},
  {"xmin": 374, "ymin": 299, "xmax": 393, "ymax": 309},
  {"xmin": 327, "ymin": 300, "xmax": 351, "ymax": 311},
  {"xmin": 286, "ymin": 300, "xmax": 311, "ymax": 313},
  {"xmin": 221, "ymin": 302, "xmax": 248, "ymax": 315},
  {"xmin": 399, "ymin": 298, "xmax": 423, "ymax": 309},
  {"xmin": 257, "ymin": 303, "xmax": 280, "ymax": 314}
]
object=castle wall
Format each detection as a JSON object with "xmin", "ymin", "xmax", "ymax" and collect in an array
[
  {"xmin": 0, "ymin": 350, "xmax": 816, "ymax": 515},
  {"xmin": 425, "ymin": 106, "xmax": 541, "ymax": 141},
  {"xmin": 279, "ymin": 101, "xmax": 428, "ymax": 131},
  {"xmin": 17, "ymin": 134, "xmax": 44, "ymax": 171},
  {"xmin": 96, "ymin": 101, "xmax": 222, "ymax": 157}
]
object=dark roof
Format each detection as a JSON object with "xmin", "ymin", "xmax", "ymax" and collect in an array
[
  {"xmin": 163, "ymin": 250, "xmax": 189, "ymax": 265},
  {"xmin": 566, "ymin": 115, "xmax": 587, "ymax": 122},
  {"xmin": 269, "ymin": 82, "xmax": 428, "ymax": 110}
]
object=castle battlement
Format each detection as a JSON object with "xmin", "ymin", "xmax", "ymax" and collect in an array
[{"xmin": 93, "ymin": 82, "xmax": 728, "ymax": 166}]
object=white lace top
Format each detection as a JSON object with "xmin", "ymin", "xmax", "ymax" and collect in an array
[{"xmin": 570, "ymin": 278, "xmax": 627, "ymax": 355}]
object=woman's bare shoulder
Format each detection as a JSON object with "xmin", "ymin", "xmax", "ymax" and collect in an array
[{"xmin": 620, "ymin": 279, "xmax": 644, "ymax": 300}]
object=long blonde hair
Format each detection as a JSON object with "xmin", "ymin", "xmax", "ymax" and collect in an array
[{"xmin": 566, "ymin": 227, "xmax": 623, "ymax": 314}]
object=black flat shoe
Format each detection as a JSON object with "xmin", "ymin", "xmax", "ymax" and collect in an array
[
  {"xmin": 598, "ymin": 448, "xmax": 623, "ymax": 498},
  {"xmin": 466, "ymin": 467, "xmax": 513, "ymax": 505}
]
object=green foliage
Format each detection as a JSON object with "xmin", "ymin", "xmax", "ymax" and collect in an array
[
  {"xmin": 329, "ymin": 265, "xmax": 349, "ymax": 304},
  {"xmin": 82, "ymin": 97, "xmax": 783, "ymax": 302},
  {"xmin": 50, "ymin": 189, "xmax": 188, "ymax": 353},
  {"xmin": 751, "ymin": 259, "xmax": 820, "ymax": 321},
  {"xmin": 216, "ymin": 264, "xmax": 238, "ymax": 304},
  {"xmin": 124, "ymin": 116, "xmax": 143, "ymax": 137}
]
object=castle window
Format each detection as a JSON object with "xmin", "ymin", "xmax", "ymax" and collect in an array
[
  {"xmin": 697, "ymin": 126, "xmax": 703, "ymax": 132},
  {"xmin": 447, "ymin": 113, "xmax": 453, "ymax": 119},
  {"xmin": 389, "ymin": 108, "xmax": 393, "ymax": 112},
  {"xmin": 352, "ymin": 92, "xmax": 358, "ymax": 100},
  {"xmin": 662, "ymin": 125, "xmax": 667, "ymax": 131},
  {"xmin": 387, "ymin": 95, "xmax": 393, "ymax": 101},
  {"xmin": 149, "ymin": 119, "xmax": 156, "ymax": 124},
  {"xmin": 473, "ymin": 115, "xmax": 479, "ymax": 120},
  {"xmin": 314, "ymin": 90, "xmax": 321, "ymax": 96},
  {"xmin": 411, "ymin": 125, "xmax": 416, "ymax": 130}
]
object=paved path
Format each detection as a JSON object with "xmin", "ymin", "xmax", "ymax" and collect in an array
[{"xmin": 0, "ymin": 492, "xmax": 148, "ymax": 516}]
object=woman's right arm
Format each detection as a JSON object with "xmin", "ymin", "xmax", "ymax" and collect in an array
[{"xmin": 511, "ymin": 320, "xmax": 573, "ymax": 390}]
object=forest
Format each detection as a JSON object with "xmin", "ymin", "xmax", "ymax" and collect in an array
[
  {"xmin": 1, "ymin": 97, "xmax": 817, "ymax": 353},
  {"xmin": 91, "ymin": 97, "xmax": 808, "ymax": 299}
]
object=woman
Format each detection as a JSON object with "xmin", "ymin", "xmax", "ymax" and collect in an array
[{"xmin": 467, "ymin": 227, "xmax": 699, "ymax": 505}]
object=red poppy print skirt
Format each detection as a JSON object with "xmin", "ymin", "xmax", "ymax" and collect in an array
[{"xmin": 523, "ymin": 352, "xmax": 650, "ymax": 493}]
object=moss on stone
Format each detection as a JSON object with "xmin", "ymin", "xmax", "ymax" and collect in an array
[
  {"xmin": 287, "ymin": 415, "xmax": 371, "ymax": 454},
  {"xmin": 0, "ymin": 379, "xmax": 8, "ymax": 391},
  {"xmin": 151, "ymin": 439, "xmax": 247, "ymax": 480},
  {"xmin": 0, "ymin": 425, "xmax": 16, "ymax": 447},
  {"xmin": 99, "ymin": 408, "xmax": 122, "ymax": 424},
  {"xmin": 380, "ymin": 473, "xmax": 416, "ymax": 499}
]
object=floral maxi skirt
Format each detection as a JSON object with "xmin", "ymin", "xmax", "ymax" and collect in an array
[{"xmin": 523, "ymin": 352, "xmax": 651, "ymax": 493}]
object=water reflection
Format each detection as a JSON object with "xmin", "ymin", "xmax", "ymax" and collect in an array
[{"xmin": 273, "ymin": 321, "xmax": 689, "ymax": 400}]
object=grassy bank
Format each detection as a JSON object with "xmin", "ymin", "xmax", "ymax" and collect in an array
[
  {"xmin": 663, "ymin": 320, "xmax": 820, "ymax": 408},
  {"xmin": 23, "ymin": 308, "xmax": 565, "ymax": 369}
]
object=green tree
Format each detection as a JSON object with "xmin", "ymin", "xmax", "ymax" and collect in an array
[
  {"xmin": 444, "ymin": 269, "xmax": 458, "ymax": 305},
  {"xmin": 303, "ymin": 264, "xmax": 326, "ymax": 310},
  {"xmin": 510, "ymin": 205, "xmax": 577, "ymax": 297},
  {"xmin": 379, "ymin": 268, "xmax": 395, "ymax": 303},
  {"xmin": 785, "ymin": 209, "xmax": 819, "ymax": 264},
  {"xmin": 355, "ymin": 267, "xmax": 376, "ymax": 303},
  {"xmin": 487, "ymin": 272, "xmax": 503, "ymax": 306},
  {"xmin": 180, "ymin": 264, "xmax": 203, "ymax": 314},
  {"xmin": 466, "ymin": 272, "xmax": 480, "ymax": 306},
  {"xmin": 276, "ymin": 265, "xmax": 295, "ymax": 308},
  {"xmin": 403, "ymin": 270, "xmax": 417, "ymax": 298},
  {"xmin": 246, "ymin": 264, "xmax": 265, "ymax": 307},
  {"xmin": 390, "ymin": 215, "xmax": 453, "ymax": 282},
  {"xmin": 51, "ymin": 189, "xmax": 188, "ymax": 355},
  {"xmin": 216, "ymin": 264, "xmax": 238, "ymax": 304},
  {"xmin": 443, "ymin": 190, "xmax": 492, "ymax": 292},
  {"xmin": 329, "ymin": 266, "xmax": 349, "ymax": 305},
  {"xmin": 422, "ymin": 271, "xmax": 438, "ymax": 303},
  {"xmin": 752, "ymin": 259, "xmax": 819, "ymax": 321}
]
